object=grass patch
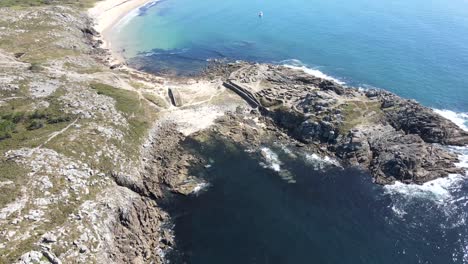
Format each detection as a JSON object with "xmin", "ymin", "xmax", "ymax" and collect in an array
[
  {"xmin": 0, "ymin": 234, "xmax": 41, "ymax": 264},
  {"xmin": 0, "ymin": 91, "xmax": 74, "ymax": 152},
  {"xmin": 28, "ymin": 62, "xmax": 44, "ymax": 72},
  {"xmin": 90, "ymin": 83, "xmax": 157, "ymax": 159},
  {"xmin": 91, "ymin": 83, "xmax": 142, "ymax": 114},
  {"xmin": 0, "ymin": 119, "xmax": 16, "ymax": 140},
  {"xmin": 143, "ymin": 92, "xmax": 168, "ymax": 108},
  {"xmin": 0, "ymin": 0, "xmax": 97, "ymax": 8},
  {"xmin": 338, "ymin": 100, "xmax": 383, "ymax": 134},
  {"xmin": 0, "ymin": 160, "xmax": 27, "ymax": 208},
  {"xmin": 63, "ymin": 61, "xmax": 104, "ymax": 74}
]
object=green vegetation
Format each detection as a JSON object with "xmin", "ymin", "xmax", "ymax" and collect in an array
[
  {"xmin": 90, "ymin": 83, "xmax": 157, "ymax": 164},
  {"xmin": 63, "ymin": 62, "xmax": 104, "ymax": 74},
  {"xmin": 91, "ymin": 83, "xmax": 155, "ymax": 144},
  {"xmin": 0, "ymin": 119, "xmax": 16, "ymax": 140},
  {"xmin": 272, "ymin": 105, "xmax": 306, "ymax": 130},
  {"xmin": 92, "ymin": 83, "xmax": 142, "ymax": 114},
  {"xmin": 338, "ymin": 100, "xmax": 382, "ymax": 134},
  {"xmin": 0, "ymin": 0, "xmax": 97, "ymax": 8},
  {"xmin": 0, "ymin": 160, "xmax": 27, "ymax": 208},
  {"xmin": 28, "ymin": 62, "xmax": 44, "ymax": 72},
  {"xmin": 0, "ymin": 90, "xmax": 74, "ymax": 152},
  {"xmin": 0, "ymin": 10, "xmax": 81, "ymax": 64},
  {"xmin": 143, "ymin": 92, "xmax": 169, "ymax": 109}
]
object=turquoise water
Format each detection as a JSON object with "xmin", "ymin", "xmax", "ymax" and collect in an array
[
  {"xmin": 112, "ymin": 0, "xmax": 468, "ymax": 112},
  {"xmin": 112, "ymin": 1, "xmax": 468, "ymax": 262}
]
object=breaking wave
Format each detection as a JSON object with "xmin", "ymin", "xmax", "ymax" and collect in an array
[
  {"xmin": 434, "ymin": 109, "xmax": 468, "ymax": 131},
  {"xmin": 259, "ymin": 147, "xmax": 282, "ymax": 172},
  {"xmin": 114, "ymin": 0, "xmax": 160, "ymax": 31},
  {"xmin": 280, "ymin": 59, "xmax": 346, "ymax": 85},
  {"xmin": 384, "ymin": 106, "xmax": 468, "ymax": 205},
  {"xmin": 192, "ymin": 181, "xmax": 210, "ymax": 195},
  {"xmin": 304, "ymin": 153, "xmax": 340, "ymax": 171},
  {"xmin": 383, "ymin": 107, "xmax": 468, "ymax": 262}
]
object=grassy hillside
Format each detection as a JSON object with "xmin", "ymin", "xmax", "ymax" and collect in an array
[{"xmin": 0, "ymin": 0, "xmax": 96, "ymax": 8}]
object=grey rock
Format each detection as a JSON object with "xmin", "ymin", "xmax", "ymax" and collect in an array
[{"xmin": 215, "ymin": 62, "xmax": 467, "ymax": 184}]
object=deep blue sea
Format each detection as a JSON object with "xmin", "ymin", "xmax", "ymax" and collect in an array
[
  {"xmin": 162, "ymin": 139, "xmax": 468, "ymax": 264},
  {"xmin": 110, "ymin": 0, "xmax": 468, "ymax": 262},
  {"xmin": 112, "ymin": 0, "xmax": 468, "ymax": 112}
]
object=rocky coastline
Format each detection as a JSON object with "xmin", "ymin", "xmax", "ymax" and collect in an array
[
  {"xmin": 0, "ymin": 1, "xmax": 466, "ymax": 264},
  {"xmin": 202, "ymin": 62, "xmax": 468, "ymax": 184}
]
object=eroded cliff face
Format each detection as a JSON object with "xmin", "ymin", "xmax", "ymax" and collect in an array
[
  {"xmin": 0, "ymin": 3, "xmax": 467, "ymax": 264},
  {"xmin": 0, "ymin": 5, "xmax": 176, "ymax": 263},
  {"xmin": 209, "ymin": 62, "xmax": 467, "ymax": 184},
  {"xmin": 0, "ymin": 4, "xmax": 246, "ymax": 262}
]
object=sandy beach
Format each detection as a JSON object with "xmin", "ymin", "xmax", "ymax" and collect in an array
[{"xmin": 88, "ymin": 0, "xmax": 154, "ymax": 62}]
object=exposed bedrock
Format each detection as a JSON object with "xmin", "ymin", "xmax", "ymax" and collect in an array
[{"xmin": 215, "ymin": 62, "xmax": 467, "ymax": 184}]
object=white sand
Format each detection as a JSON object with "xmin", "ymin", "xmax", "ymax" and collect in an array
[{"xmin": 88, "ymin": 0, "xmax": 154, "ymax": 61}]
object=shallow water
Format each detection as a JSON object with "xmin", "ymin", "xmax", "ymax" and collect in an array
[
  {"xmin": 112, "ymin": 0, "xmax": 468, "ymax": 112},
  {"xmin": 161, "ymin": 138, "xmax": 468, "ymax": 264},
  {"xmin": 111, "ymin": 0, "xmax": 468, "ymax": 262}
]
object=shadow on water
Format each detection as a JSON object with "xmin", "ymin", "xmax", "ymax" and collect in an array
[{"xmin": 160, "ymin": 136, "xmax": 468, "ymax": 264}]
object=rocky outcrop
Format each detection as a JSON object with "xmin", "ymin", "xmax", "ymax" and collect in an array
[
  {"xmin": 216, "ymin": 62, "xmax": 467, "ymax": 184},
  {"xmin": 108, "ymin": 123, "xmax": 203, "ymax": 263},
  {"xmin": 372, "ymin": 90, "xmax": 468, "ymax": 146},
  {"xmin": 111, "ymin": 197, "xmax": 170, "ymax": 264}
]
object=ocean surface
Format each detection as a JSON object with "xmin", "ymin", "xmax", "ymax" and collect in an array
[
  {"xmin": 161, "ymin": 138, "xmax": 468, "ymax": 264},
  {"xmin": 111, "ymin": 0, "xmax": 468, "ymax": 113},
  {"xmin": 110, "ymin": 0, "xmax": 468, "ymax": 262}
]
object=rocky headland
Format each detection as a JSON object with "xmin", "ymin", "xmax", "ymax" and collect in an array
[
  {"xmin": 207, "ymin": 62, "xmax": 468, "ymax": 184},
  {"xmin": 0, "ymin": 1, "xmax": 466, "ymax": 264}
]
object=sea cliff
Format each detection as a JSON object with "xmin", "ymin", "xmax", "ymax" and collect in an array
[{"xmin": 0, "ymin": 1, "xmax": 466, "ymax": 263}]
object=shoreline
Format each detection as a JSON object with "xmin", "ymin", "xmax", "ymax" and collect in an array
[{"xmin": 88, "ymin": 0, "xmax": 155, "ymax": 64}]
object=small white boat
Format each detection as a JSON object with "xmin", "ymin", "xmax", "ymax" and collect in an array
[{"xmin": 258, "ymin": 11, "xmax": 264, "ymax": 17}]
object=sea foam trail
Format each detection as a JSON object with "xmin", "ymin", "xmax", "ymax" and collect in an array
[{"xmin": 281, "ymin": 59, "xmax": 346, "ymax": 85}]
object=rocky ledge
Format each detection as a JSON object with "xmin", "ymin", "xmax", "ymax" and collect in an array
[{"xmin": 206, "ymin": 62, "xmax": 468, "ymax": 184}]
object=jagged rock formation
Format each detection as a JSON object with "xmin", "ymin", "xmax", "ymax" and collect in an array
[
  {"xmin": 0, "ymin": 2, "xmax": 467, "ymax": 263},
  {"xmin": 217, "ymin": 62, "xmax": 468, "ymax": 184}
]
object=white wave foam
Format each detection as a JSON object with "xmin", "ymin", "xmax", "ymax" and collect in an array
[
  {"xmin": 390, "ymin": 204, "xmax": 407, "ymax": 218},
  {"xmin": 114, "ymin": 0, "xmax": 160, "ymax": 31},
  {"xmin": 260, "ymin": 147, "xmax": 282, "ymax": 172},
  {"xmin": 192, "ymin": 181, "xmax": 210, "ymax": 194},
  {"xmin": 279, "ymin": 145, "xmax": 297, "ymax": 158},
  {"xmin": 384, "ymin": 109, "xmax": 468, "ymax": 207},
  {"xmin": 433, "ymin": 109, "xmax": 468, "ymax": 132},
  {"xmin": 259, "ymin": 147, "xmax": 296, "ymax": 183},
  {"xmin": 304, "ymin": 153, "xmax": 340, "ymax": 170},
  {"xmin": 281, "ymin": 59, "xmax": 345, "ymax": 85},
  {"xmin": 384, "ymin": 173, "xmax": 467, "ymax": 230},
  {"xmin": 384, "ymin": 174, "xmax": 465, "ymax": 203},
  {"xmin": 449, "ymin": 146, "xmax": 468, "ymax": 171},
  {"xmin": 114, "ymin": 10, "xmax": 140, "ymax": 31}
]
